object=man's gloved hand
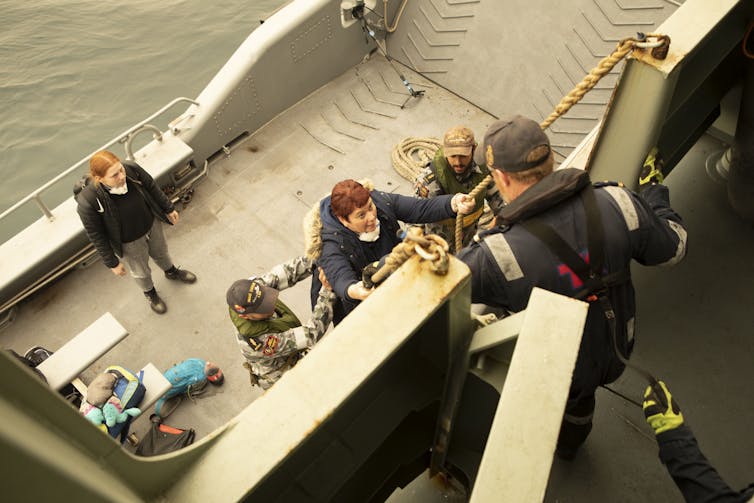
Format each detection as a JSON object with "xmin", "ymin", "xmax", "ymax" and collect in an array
[
  {"xmin": 643, "ymin": 380, "xmax": 684, "ymax": 434},
  {"xmin": 451, "ymin": 193, "xmax": 475, "ymax": 215},
  {"xmin": 639, "ymin": 147, "xmax": 665, "ymax": 187}
]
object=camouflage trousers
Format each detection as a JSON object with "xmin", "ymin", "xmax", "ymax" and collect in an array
[{"xmin": 242, "ymin": 352, "xmax": 303, "ymax": 390}]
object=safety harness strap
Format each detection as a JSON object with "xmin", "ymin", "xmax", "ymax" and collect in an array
[
  {"xmin": 580, "ymin": 182, "xmax": 605, "ymax": 278},
  {"xmin": 520, "ymin": 184, "xmax": 627, "ymax": 299},
  {"xmin": 520, "ymin": 184, "xmax": 655, "ymax": 382},
  {"xmin": 521, "ymin": 217, "xmax": 599, "ymax": 295}
]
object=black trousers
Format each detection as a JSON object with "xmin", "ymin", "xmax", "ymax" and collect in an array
[{"xmin": 557, "ymin": 393, "xmax": 596, "ymax": 455}]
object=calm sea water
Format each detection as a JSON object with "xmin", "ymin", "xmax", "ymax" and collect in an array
[{"xmin": 0, "ymin": 0, "xmax": 286, "ymax": 241}]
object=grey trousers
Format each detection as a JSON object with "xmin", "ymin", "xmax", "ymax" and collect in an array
[{"xmin": 120, "ymin": 220, "xmax": 174, "ymax": 292}]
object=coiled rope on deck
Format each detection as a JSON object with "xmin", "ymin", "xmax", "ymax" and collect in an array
[
  {"xmin": 385, "ymin": 33, "xmax": 671, "ymax": 264},
  {"xmin": 391, "ymin": 136, "xmax": 443, "ymax": 182},
  {"xmin": 374, "ymin": 34, "xmax": 672, "ymax": 393}
]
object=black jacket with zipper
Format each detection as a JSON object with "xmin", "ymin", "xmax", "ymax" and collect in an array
[{"xmin": 76, "ymin": 161, "xmax": 174, "ymax": 268}]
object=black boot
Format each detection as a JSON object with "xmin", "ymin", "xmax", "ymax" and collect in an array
[
  {"xmin": 165, "ymin": 266, "xmax": 197, "ymax": 284},
  {"xmin": 556, "ymin": 395, "xmax": 595, "ymax": 461},
  {"xmin": 144, "ymin": 288, "xmax": 167, "ymax": 314}
]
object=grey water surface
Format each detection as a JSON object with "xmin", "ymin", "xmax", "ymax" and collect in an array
[{"xmin": 0, "ymin": 0, "xmax": 286, "ymax": 241}]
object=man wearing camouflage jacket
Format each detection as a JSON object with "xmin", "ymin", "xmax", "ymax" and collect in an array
[
  {"xmin": 226, "ymin": 256, "xmax": 335, "ymax": 390},
  {"xmin": 414, "ymin": 126, "xmax": 505, "ymax": 247}
]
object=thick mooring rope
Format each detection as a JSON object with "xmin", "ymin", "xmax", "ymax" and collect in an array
[
  {"xmin": 450, "ymin": 34, "xmax": 671, "ymax": 252},
  {"xmin": 370, "ymin": 227, "xmax": 450, "ymax": 285},
  {"xmin": 383, "ymin": 34, "xmax": 671, "ymax": 265}
]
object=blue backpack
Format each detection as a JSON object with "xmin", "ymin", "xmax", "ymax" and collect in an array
[
  {"xmin": 105, "ymin": 365, "xmax": 146, "ymax": 442},
  {"xmin": 154, "ymin": 358, "xmax": 208, "ymax": 418}
]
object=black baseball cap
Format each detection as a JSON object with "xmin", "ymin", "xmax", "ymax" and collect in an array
[
  {"xmin": 226, "ymin": 279, "xmax": 278, "ymax": 315},
  {"xmin": 475, "ymin": 115, "xmax": 551, "ymax": 172}
]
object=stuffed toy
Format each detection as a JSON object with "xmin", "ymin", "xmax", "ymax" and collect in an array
[
  {"xmin": 102, "ymin": 396, "xmax": 141, "ymax": 427},
  {"xmin": 79, "ymin": 367, "xmax": 145, "ymax": 443},
  {"xmin": 83, "ymin": 406, "xmax": 108, "ymax": 432},
  {"xmin": 81, "ymin": 394, "xmax": 141, "ymax": 430}
]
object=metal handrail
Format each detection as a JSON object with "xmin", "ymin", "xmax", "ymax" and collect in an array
[
  {"xmin": 124, "ymin": 124, "xmax": 164, "ymax": 160},
  {"xmin": 0, "ymin": 97, "xmax": 199, "ymax": 223}
]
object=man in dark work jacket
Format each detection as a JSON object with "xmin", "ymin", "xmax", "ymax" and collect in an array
[{"xmin": 457, "ymin": 116, "xmax": 688, "ymax": 459}]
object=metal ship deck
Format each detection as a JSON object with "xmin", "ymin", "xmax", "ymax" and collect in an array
[{"xmin": 1, "ymin": 0, "xmax": 752, "ymax": 500}]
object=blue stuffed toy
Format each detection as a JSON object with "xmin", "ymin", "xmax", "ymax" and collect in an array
[{"xmin": 83, "ymin": 396, "xmax": 141, "ymax": 430}]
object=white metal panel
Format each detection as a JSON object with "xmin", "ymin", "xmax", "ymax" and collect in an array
[
  {"xmin": 166, "ymin": 255, "xmax": 472, "ymax": 502},
  {"xmin": 37, "ymin": 312, "xmax": 128, "ymax": 391},
  {"xmin": 470, "ymin": 288, "xmax": 588, "ymax": 503}
]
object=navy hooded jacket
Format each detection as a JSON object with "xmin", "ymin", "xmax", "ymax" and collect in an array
[
  {"xmin": 457, "ymin": 169, "xmax": 687, "ymax": 406},
  {"xmin": 317, "ymin": 189, "xmax": 456, "ymax": 318}
]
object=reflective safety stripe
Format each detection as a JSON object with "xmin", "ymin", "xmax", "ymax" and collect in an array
[
  {"xmin": 484, "ymin": 233, "xmax": 524, "ymax": 281},
  {"xmin": 627, "ymin": 317, "xmax": 635, "ymax": 344},
  {"xmin": 603, "ymin": 186, "xmax": 639, "ymax": 231},
  {"xmin": 563, "ymin": 411, "xmax": 594, "ymax": 425},
  {"xmin": 658, "ymin": 220, "xmax": 688, "ymax": 266}
]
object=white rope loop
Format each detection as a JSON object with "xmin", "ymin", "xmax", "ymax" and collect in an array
[{"xmin": 391, "ymin": 137, "xmax": 442, "ymax": 182}]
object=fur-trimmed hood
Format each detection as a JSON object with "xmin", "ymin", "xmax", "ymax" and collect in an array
[{"xmin": 302, "ymin": 179, "xmax": 375, "ymax": 262}]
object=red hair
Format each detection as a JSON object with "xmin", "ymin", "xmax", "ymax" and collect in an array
[
  {"xmin": 89, "ymin": 150, "xmax": 121, "ymax": 181},
  {"xmin": 330, "ymin": 179, "xmax": 371, "ymax": 219}
]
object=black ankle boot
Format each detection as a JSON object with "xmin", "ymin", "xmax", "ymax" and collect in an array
[
  {"xmin": 144, "ymin": 288, "xmax": 167, "ymax": 314},
  {"xmin": 165, "ymin": 266, "xmax": 197, "ymax": 284}
]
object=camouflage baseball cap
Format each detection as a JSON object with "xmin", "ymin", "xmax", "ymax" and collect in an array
[
  {"xmin": 476, "ymin": 116, "xmax": 550, "ymax": 172},
  {"xmin": 443, "ymin": 126, "xmax": 476, "ymax": 157},
  {"xmin": 226, "ymin": 278, "xmax": 279, "ymax": 315}
]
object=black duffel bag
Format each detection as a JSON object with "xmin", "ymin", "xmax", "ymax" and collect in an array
[{"xmin": 135, "ymin": 415, "xmax": 195, "ymax": 456}]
